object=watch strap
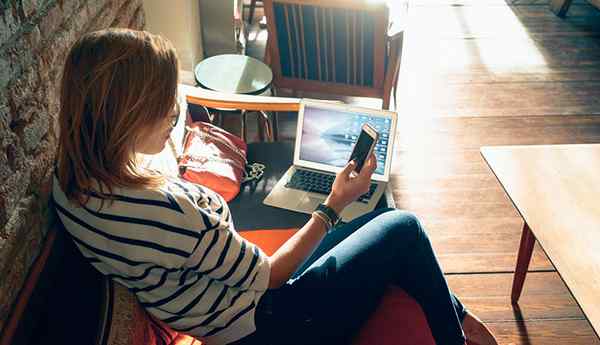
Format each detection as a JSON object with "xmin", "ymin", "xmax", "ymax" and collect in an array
[{"xmin": 316, "ymin": 203, "xmax": 340, "ymax": 227}]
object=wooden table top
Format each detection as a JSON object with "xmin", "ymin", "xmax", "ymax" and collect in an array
[{"xmin": 481, "ymin": 144, "xmax": 600, "ymax": 337}]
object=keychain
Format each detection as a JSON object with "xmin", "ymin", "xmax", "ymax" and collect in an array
[{"xmin": 243, "ymin": 163, "xmax": 266, "ymax": 184}]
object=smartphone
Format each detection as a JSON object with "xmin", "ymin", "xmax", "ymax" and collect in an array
[{"xmin": 348, "ymin": 123, "xmax": 379, "ymax": 173}]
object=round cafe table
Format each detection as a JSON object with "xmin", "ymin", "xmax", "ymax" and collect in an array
[{"xmin": 194, "ymin": 54, "xmax": 275, "ymax": 141}]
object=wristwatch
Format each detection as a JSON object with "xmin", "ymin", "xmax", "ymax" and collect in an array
[{"xmin": 315, "ymin": 203, "xmax": 340, "ymax": 228}]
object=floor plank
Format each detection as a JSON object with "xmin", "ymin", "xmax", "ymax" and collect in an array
[
  {"xmin": 407, "ymin": 4, "xmax": 600, "ymax": 38},
  {"xmin": 397, "ymin": 1, "xmax": 600, "ymax": 118},
  {"xmin": 439, "ymin": 246, "xmax": 554, "ymax": 273},
  {"xmin": 399, "ymin": 81, "xmax": 600, "ymax": 117},
  {"xmin": 447, "ymin": 272, "xmax": 585, "ymax": 321},
  {"xmin": 396, "ymin": 116, "xmax": 600, "ymax": 149},
  {"xmin": 408, "ymin": 0, "xmax": 592, "ymax": 7},
  {"xmin": 488, "ymin": 320, "xmax": 600, "ymax": 345}
]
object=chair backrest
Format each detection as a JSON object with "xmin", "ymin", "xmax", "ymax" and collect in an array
[
  {"xmin": 264, "ymin": 0, "xmax": 389, "ymax": 97},
  {"xmin": 0, "ymin": 219, "xmax": 107, "ymax": 345}
]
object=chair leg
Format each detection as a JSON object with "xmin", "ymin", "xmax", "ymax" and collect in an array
[
  {"xmin": 256, "ymin": 111, "xmax": 265, "ymax": 142},
  {"xmin": 257, "ymin": 111, "xmax": 274, "ymax": 142},
  {"xmin": 550, "ymin": 0, "xmax": 574, "ymax": 17},
  {"xmin": 392, "ymin": 72, "xmax": 400, "ymax": 111},
  {"xmin": 248, "ymin": 0, "xmax": 257, "ymax": 24},
  {"xmin": 382, "ymin": 93, "xmax": 391, "ymax": 110}
]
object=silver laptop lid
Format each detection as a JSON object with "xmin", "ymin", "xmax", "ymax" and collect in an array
[{"xmin": 294, "ymin": 100, "xmax": 397, "ymax": 182}]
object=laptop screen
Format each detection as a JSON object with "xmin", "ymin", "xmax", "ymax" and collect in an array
[{"xmin": 299, "ymin": 105, "xmax": 392, "ymax": 176}]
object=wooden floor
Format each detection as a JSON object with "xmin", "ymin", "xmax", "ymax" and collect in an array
[{"xmin": 239, "ymin": 0, "xmax": 600, "ymax": 343}]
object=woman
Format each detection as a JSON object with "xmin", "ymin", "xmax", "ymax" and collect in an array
[{"xmin": 53, "ymin": 28, "xmax": 498, "ymax": 345}]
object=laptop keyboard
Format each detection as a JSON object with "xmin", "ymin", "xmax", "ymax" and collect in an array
[{"xmin": 285, "ymin": 169, "xmax": 378, "ymax": 204}]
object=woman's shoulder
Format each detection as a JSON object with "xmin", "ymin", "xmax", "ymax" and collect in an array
[
  {"xmin": 51, "ymin": 174, "xmax": 187, "ymax": 213},
  {"xmin": 158, "ymin": 177, "xmax": 229, "ymax": 222},
  {"xmin": 110, "ymin": 177, "xmax": 218, "ymax": 214},
  {"xmin": 161, "ymin": 177, "xmax": 217, "ymax": 201},
  {"xmin": 52, "ymin": 175, "xmax": 225, "ymax": 224}
]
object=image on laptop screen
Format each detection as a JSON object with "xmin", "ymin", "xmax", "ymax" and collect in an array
[{"xmin": 299, "ymin": 106, "xmax": 391, "ymax": 176}]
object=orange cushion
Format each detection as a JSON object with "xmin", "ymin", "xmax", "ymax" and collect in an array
[{"xmin": 239, "ymin": 228, "xmax": 299, "ymax": 256}]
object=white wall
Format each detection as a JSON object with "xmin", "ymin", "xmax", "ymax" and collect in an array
[
  {"xmin": 199, "ymin": 0, "xmax": 238, "ymax": 57},
  {"xmin": 142, "ymin": 0, "xmax": 203, "ymax": 74}
]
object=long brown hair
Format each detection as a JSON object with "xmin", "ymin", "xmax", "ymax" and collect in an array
[{"xmin": 57, "ymin": 28, "xmax": 179, "ymax": 206}]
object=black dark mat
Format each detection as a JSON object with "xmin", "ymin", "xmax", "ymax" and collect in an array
[{"xmin": 228, "ymin": 142, "xmax": 310, "ymax": 230}]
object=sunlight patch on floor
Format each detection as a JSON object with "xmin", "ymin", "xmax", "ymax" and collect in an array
[{"xmin": 394, "ymin": 2, "xmax": 549, "ymax": 120}]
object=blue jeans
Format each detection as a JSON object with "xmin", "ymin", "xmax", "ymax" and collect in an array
[{"xmin": 234, "ymin": 208, "xmax": 467, "ymax": 345}]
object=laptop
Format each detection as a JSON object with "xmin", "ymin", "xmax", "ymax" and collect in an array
[{"xmin": 263, "ymin": 100, "xmax": 398, "ymax": 222}]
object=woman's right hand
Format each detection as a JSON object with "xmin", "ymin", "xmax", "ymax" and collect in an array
[
  {"xmin": 267, "ymin": 154, "xmax": 377, "ymax": 288},
  {"xmin": 324, "ymin": 154, "xmax": 378, "ymax": 214}
]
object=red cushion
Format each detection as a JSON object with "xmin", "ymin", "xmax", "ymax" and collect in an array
[{"xmin": 352, "ymin": 286, "xmax": 435, "ymax": 345}]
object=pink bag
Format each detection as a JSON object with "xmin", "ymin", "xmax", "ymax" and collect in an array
[{"xmin": 178, "ymin": 121, "xmax": 249, "ymax": 202}]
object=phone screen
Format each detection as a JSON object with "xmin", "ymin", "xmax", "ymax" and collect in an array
[{"xmin": 349, "ymin": 129, "xmax": 376, "ymax": 173}]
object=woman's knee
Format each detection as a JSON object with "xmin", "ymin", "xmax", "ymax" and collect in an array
[{"xmin": 377, "ymin": 209, "xmax": 427, "ymax": 244}]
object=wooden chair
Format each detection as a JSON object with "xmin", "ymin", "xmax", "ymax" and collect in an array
[
  {"xmin": 246, "ymin": 0, "xmax": 264, "ymax": 24},
  {"xmin": 183, "ymin": 84, "xmax": 299, "ymax": 142},
  {"xmin": 551, "ymin": 0, "xmax": 600, "ymax": 17},
  {"xmin": 262, "ymin": 0, "xmax": 404, "ymax": 110}
]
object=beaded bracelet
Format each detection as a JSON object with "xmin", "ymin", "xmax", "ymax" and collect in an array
[{"xmin": 312, "ymin": 210, "xmax": 333, "ymax": 233}]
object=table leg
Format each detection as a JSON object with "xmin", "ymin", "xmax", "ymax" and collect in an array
[
  {"xmin": 257, "ymin": 111, "xmax": 266, "ymax": 142},
  {"xmin": 216, "ymin": 110, "xmax": 224, "ymax": 128},
  {"xmin": 270, "ymin": 87, "xmax": 280, "ymax": 142},
  {"xmin": 550, "ymin": 0, "xmax": 574, "ymax": 17},
  {"xmin": 512, "ymin": 222, "xmax": 536, "ymax": 304},
  {"xmin": 241, "ymin": 110, "xmax": 248, "ymax": 142},
  {"xmin": 271, "ymin": 112, "xmax": 279, "ymax": 141}
]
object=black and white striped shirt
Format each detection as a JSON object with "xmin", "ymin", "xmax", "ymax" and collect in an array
[{"xmin": 52, "ymin": 175, "xmax": 271, "ymax": 344}]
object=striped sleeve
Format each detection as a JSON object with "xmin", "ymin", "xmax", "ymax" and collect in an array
[{"xmin": 178, "ymin": 187, "xmax": 271, "ymax": 292}]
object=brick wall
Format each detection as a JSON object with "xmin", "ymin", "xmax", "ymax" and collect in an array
[{"xmin": 0, "ymin": 0, "xmax": 145, "ymax": 332}]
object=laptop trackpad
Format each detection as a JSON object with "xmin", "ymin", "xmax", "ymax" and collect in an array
[{"xmin": 299, "ymin": 194, "xmax": 325, "ymax": 210}]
